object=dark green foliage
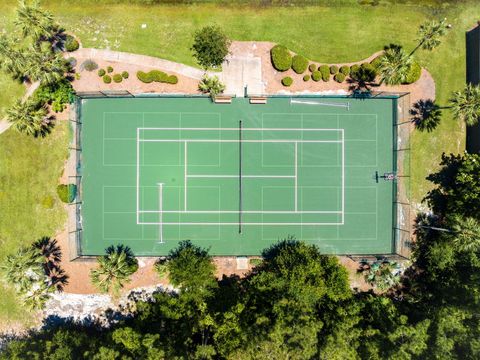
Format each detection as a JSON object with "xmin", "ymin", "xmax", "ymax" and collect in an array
[
  {"xmin": 113, "ymin": 74, "xmax": 123, "ymax": 83},
  {"xmin": 308, "ymin": 63, "xmax": 317, "ymax": 72},
  {"xmin": 291, "ymin": 54, "xmax": 308, "ymax": 74},
  {"xmin": 339, "ymin": 65, "xmax": 350, "ymax": 75},
  {"xmin": 33, "ymin": 78, "xmax": 75, "ymax": 113},
  {"xmin": 334, "ymin": 72, "xmax": 345, "ymax": 83},
  {"xmin": 311, "ymin": 70, "xmax": 321, "ymax": 81},
  {"xmin": 191, "ymin": 25, "xmax": 230, "ymax": 69},
  {"xmin": 319, "ymin": 64, "xmax": 330, "ymax": 81},
  {"xmin": 329, "ymin": 65, "xmax": 338, "ymax": 74},
  {"xmin": 303, "ymin": 74, "xmax": 310, "ymax": 81},
  {"xmin": 98, "ymin": 68, "xmax": 105, "ymax": 77},
  {"xmin": 56, "ymin": 184, "xmax": 76, "ymax": 203},
  {"xmin": 370, "ymin": 55, "xmax": 383, "ymax": 70},
  {"xmin": 281, "ymin": 76, "xmax": 293, "ymax": 86},
  {"xmin": 103, "ymin": 74, "xmax": 111, "ymax": 84},
  {"xmin": 270, "ymin": 45, "xmax": 292, "ymax": 71},
  {"xmin": 410, "ymin": 99, "xmax": 442, "ymax": 132},
  {"xmin": 137, "ymin": 70, "xmax": 178, "ymax": 84},
  {"xmin": 403, "ymin": 61, "xmax": 421, "ymax": 84},
  {"xmin": 64, "ymin": 35, "xmax": 79, "ymax": 52},
  {"xmin": 81, "ymin": 59, "xmax": 98, "ymax": 72},
  {"xmin": 121, "ymin": 71, "xmax": 129, "ymax": 79},
  {"xmin": 107, "ymin": 66, "xmax": 114, "ymax": 73},
  {"xmin": 350, "ymin": 64, "xmax": 360, "ymax": 75}
]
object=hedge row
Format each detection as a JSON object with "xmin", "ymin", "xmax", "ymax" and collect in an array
[{"xmin": 137, "ymin": 70, "xmax": 179, "ymax": 84}]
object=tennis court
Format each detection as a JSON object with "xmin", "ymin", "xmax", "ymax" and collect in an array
[{"xmin": 79, "ymin": 96, "xmax": 397, "ymax": 256}]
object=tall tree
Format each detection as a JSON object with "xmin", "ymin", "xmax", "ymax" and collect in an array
[
  {"xmin": 14, "ymin": 0, "xmax": 57, "ymax": 43},
  {"xmin": 449, "ymin": 84, "xmax": 480, "ymax": 126},
  {"xmin": 379, "ymin": 45, "xmax": 413, "ymax": 85},
  {"xmin": 6, "ymin": 98, "xmax": 48, "ymax": 136},
  {"xmin": 411, "ymin": 18, "xmax": 450, "ymax": 55},
  {"xmin": 90, "ymin": 245, "xmax": 138, "ymax": 296},
  {"xmin": 191, "ymin": 25, "xmax": 231, "ymax": 69}
]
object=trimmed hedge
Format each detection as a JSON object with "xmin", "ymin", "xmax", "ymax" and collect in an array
[
  {"xmin": 122, "ymin": 71, "xmax": 129, "ymax": 79},
  {"xmin": 270, "ymin": 45, "xmax": 292, "ymax": 72},
  {"xmin": 334, "ymin": 73, "xmax": 346, "ymax": 83},
  {"xmin": 103, "ymin": 75, "xmax": 112, "ymax": 84},
  {"xmin": 137, "ymin": 70, "xmax": 178, "ymax": 84},
  {"xmin": 107, "ymin": 66, "xmax": 114, "ymax": 73},
  {"xmin": 113, "ymin": 74, "xmax": 123, "ymax": 83},
  {"xmin": 281, "ymin": 76, "xmax": 293, "ymax": 87},
  {"xmin": 98, "ymin": 69, "xmax": 106, "ymax": 77},
  {"xmin": 403, "ymin": 61, "xmax": 421, "ymax": 84},
  {"xmin": 64, "ymin": 35, "xmax": 79, "ymax": 52},
  {"xmin": 330, "ymin": 65, "xmax": 338, "ymax": 75},
  {"xmin": 370, "ymin": 55, "xmax": 383, "ymax": 71},
  {"xmin": 57, "ymin": 184, "xmax": 77, "ymax": 203},
  {"xmin": 350, "ymin": 64, "xmax": 360, "ymax": 76},
  {"xmin": 308, "ymin": 63, "xmax": 317, "ymax": 72},
  {"xmin": 292, "ymin": 54, "xmax": 308, "ymax": 74},
  {"xmin": 340, "ymin": 65, "xmax": 350, "ymax": 76},
  {"xmin": 311, "ymin": 71, "xmax": 321, "ymax": 82},
  {"xmin": 303, "ymin": 74, "xmax": 311, "ymax": 81},
  {"xmin": 319, "ymin": 65, "xmax": 330, "ymax": 81}
]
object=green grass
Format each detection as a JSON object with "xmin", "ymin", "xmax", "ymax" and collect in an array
[
  {"xmin": 0, "ymin": 73, "xmax": 24, "ymax": 118},
  {"xmin": 0, "ymin": 123, "xmax": 68, "ymax": 327},
  {"xmin": 0, "ymin": 0, "xmax": 478, "ymax": 325}
]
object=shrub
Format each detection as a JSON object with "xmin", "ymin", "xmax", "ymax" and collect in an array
[
  {"xmin": 370, "ymin": 55, "xmax": 383, "ymax": 71},
  {"xmin": 33, "ymin": 79, "xmax": 75, "ymax": 112},
  {"xmin": 103, "ymin": 75, "xmax": 112, "ymax": 84},
  {"xmin": 334, "ymin": 73, "xmax": 346, "ymax": 83},
  {"xmin": 308, "ymin": 63, "xmax": 317, "ymax": 72},
  {"xmin": 66, "ymin": 57, "xmax": 77, "ymax": 69},
  {"xmin": 113, "ymin": 74, "xmax": 123, "ymax": 83},
  {"xmin": 270, "ymin": 45, "xmax": 292, "ymax": 72},
  {"xmin": 330, "ymin": 65, "xmax": 338, "ymax": 74},
  {"xmin": 154, "ymin": 258, "xmax": 169, "ymax": 278},
  {"xmin": 80, "ymin": 59, "xmax": 98, "ymax": 72},
  {"xmin": 291, "ymin": 54, "xmax": 308, "ymax": 74},
  {"xmin": 64, "ymin": 35, "xmax": 79, "ymax": 52},
  {"xmin": 303, "ymin": 74, "xmax": 311, "ymax": 81},
  {"xmin": 56, "ymin": 184, "xmax": 77, "ymax": 203},
  {"xmin": 319, "ymin": 65, "xmax": 330, "ymax": 81},
  {"xmin": 191, "ymin": 25, "xmax": 231, "ymax": 69},
  {"xmin": 121, "ymin": 71, "xmax": 129, "ymax": 79},
  {"xmin": 107, "ymin": 66, "xmax": 114, "ymax": 73},
  {"xmin": 350, "ymin": 64, "xmax": 360, "ymax": 76},
  {"xmin": 403, "ymin": 61, "xmax": 422, "ymax": 84},
  {"xmin": 351, "ymin": 63, "xmax": 377, "ymax": 84},
  {"xmin": 281, "ymin": 76, "xmax": 293, "ymax": 87},
  {"xmin": 75, "ymin": 73, "xmax": 81, "ymax": 80},
  {"xmin": 311, "ymin": 71, "xmax": 321, "ymax": 82},
  {"xmin": 98, "ymin": 69, "xmax": 106, "ymax": 77},
  {"xmin": 250, "ymin": 258, "xmax": 262, "ymax": 267},
  {"xmin": 137, "ymin": 71, "xmax": 153, "ymax": 83},
  {"xmin": 167, "ymin": 75, "xmax": 178, "ymax": 84},
  {"xmin": 339, "ymin": 65, "xmax": 350, "ymax": 76},
  {"xmin": 198, "ymin": 75, "xmax": 225, "ymax": 99},
  {"xmin": 137, "ymin": 70, "xmax": 178, "ymax": 85}
]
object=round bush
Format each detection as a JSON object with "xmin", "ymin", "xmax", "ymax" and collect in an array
[
  {"xmin": 121, "ymin": 71, "xmax": 129, "ymax": 79},
  {"xmin": 292, "ymin": 54, "xmax": 309, "ymax": 74},
  {"xmin": 107, "ymin": 66, "xmax": 114, "ymax": 73},
  {"xmin": 361, "ymin": 62, "xmax": 376, "ymax": 75},
  {"xmin": 370, "ymin": 55, "xmax": 384, "ymax": 71},
  {"xmin": 64, "ymin": 35, "xmax": 79, "ymax": 52},
  {"xmin": 270, "ymin": 45, "xmax": 292, "ymax": 72},
  {"xmin": 403, "ymin": 61, "xmax": 421, "ymax": 84},
  {"xmin": 330, "ymin": 65, "xmax": 338, "ymax": 75},
  {"xmin": 303, "ymin": 74, "xmax": 311, "ymax": 81},
  {"xmin": 308, "ymin": 63, "xmax": 317, "ymax": 72},
  {"xmin": 113, "ymin": 74, "xmax": 123, "ymax": 83},
  {"xmin": 319, "ymin": 65, "xmax": 330, "ymax": 81},
  {"xmin": 350, "ymin": 64, "xmax": 360, "ymax": 76},
  {"xmin": 334, "ymin": 73, "xmax": 346, "ymax": 83},
  {"xmin": 103, "ymin": 75, "xmax": 112, "ymax": 84},
  {"xmin": 339, "ymin": 65, "xmax": 350, "ymax": 76},
  {"xmin": 57, "ymin": 184, "xmax": 77, "ymax": 203},
  {"xmin": 281, "ymin": 76, "xmax": 293, "ymax": 87},
  {"xmin": 137, "ymin": 71, "xmax": 153, "ymax": 83},
  {"xmin": 80, "ymin": 59, "xmax": 98, "ymax": 72},
  {"xmin": 98, "ymin": 69, "xmax": 106, "ymax": 77},
  {"xmin": 311, "ymin": 71, "xmax": 321, "ymax": 82},
  {"xmin": 167, "ymin": 75, "xmax": 179, "ymax": 84}
]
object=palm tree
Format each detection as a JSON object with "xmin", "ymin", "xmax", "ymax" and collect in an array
[
  {"xmin": 378, "ymin": 45, "xmax": 413, "ymax": 86},
  {"xmin": 411, "ymin": 18, "xmax": 450, "ymax": 56},
  {"xmin": 0, "ymin": 36, "xmax": 28, "ymax": 79},
  {"xmin": 450, "ymin": 217, "xmax": 480, "ymax": 252},
  {"xmin": 198, "ymin": 75, "xmax": 226, "ymax": 100},
  {"xmin": 90, "ymin": 245, "xmax": 138, "ymax": 295},
  {"xmin": 6, "ymin": 99, "xmax": 48, "ymax": 136},
  {"xmin": 14, "ymin": 0, "xmax": 56, "ymax": 42},
  {"xmin": 33, "ymin": 237, "xmax": 68, "ymax": 291},
  {"xmin": 0, "ymin": 247, "xmax": 45, "ymax": 294},
  {"xmin": 449, "ymin": 84, "xmax": 480, "ymax": 126},
  {"xmin": 24, "ymin": 50, "xmax": 67, "ymax": 85},
  {"xmin": 410, "ymin": 99, "xmax": 442, "ymax": 132}
]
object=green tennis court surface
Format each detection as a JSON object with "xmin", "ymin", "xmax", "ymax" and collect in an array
[{"xmin": 80, "ymin": 96, "xmax": 396, "ymax": 256}]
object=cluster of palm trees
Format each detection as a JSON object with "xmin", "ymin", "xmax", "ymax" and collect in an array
[{"xmin": 1, "ymin": 0, "xmax": 71, "ymax": 137}]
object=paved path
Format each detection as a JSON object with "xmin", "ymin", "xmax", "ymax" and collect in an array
[{"xmin": 220, "ymin": 55, "xmax": 264, "ymax": 97}]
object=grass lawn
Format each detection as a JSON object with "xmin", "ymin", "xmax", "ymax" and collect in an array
[{"xmin": 0, "ymin": 0, "xmax": 478, "ymax": 325}]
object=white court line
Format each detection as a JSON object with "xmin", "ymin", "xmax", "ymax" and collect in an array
[
  {"xmin": 140, "ymin": 139, "xmax": 342, "ymax": 143},
  {"xmin": 139, "ymin": 222, "xmax": 342, "ymax": 226},
  {"xmin": 184, "ymin": 142, "xmax": 187, "ymax": 211},
  {"xmin": 290, "ymin": 99, "xmax": 350, "ymax": 109},
  {"xmin": 140, "ymin": 210, "xmax": 341, "ymax": 214},
  {"xmin": 295, "ymin": 141, "xmax": 298, "ymax": 212},
  {"xmin": 136, "ymin": 128, "xmax": 140, "ymax": 224},
  {"xmin": 157, "ymin": 183, "xmax": 164, "ymax": 244},
  {"xmin": 187, "ymin": 175, "xmax": 295, "ymax": 179},
  {"xmin": 139, "ymin": 127, "xmax": 342, "ymax": 131},
  {"xmin": 342, "ymin": 129, "xmax": 345, "ymax": 223}
]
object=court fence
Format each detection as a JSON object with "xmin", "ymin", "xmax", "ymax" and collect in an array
[{"xmin": 69, "ymin": 92, "xmax": 413, "ymax": 259}]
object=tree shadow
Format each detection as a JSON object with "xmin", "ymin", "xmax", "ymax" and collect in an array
[
  {"xmin": 410, "ymin": 99, "xmax": 442, "ymax": 132},
  {"xmin": 34, "ymin": 116, "xmax": 56, "ymax": 138},
  {"xmin": 34, "ymin": 237, "xmax": 69, "ymax": 291}
]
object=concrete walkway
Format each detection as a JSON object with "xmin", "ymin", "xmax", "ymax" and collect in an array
[{"xmin": 220, "ymin": 55, "xmax": 264, "ymax": 97}]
